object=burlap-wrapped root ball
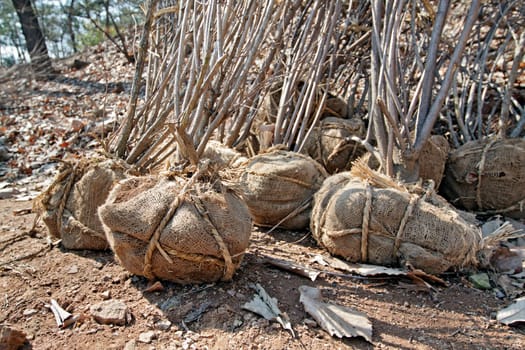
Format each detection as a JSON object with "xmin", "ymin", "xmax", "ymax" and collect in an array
[
  {"xmin": 301, "ymin": 117, "xmax": 366, "ymax": 174},
  {"xmin": 440, "ymin": 138, "xmax": 525, "ymax": 218},
  {"xmin": 33, "ymin": 159, "xmax": 126, "ymax": 250},
  {"xmin": 98, "ymin": 176, "xmax": 252, "ymax": 283},
  {"xmin": 358, "ymin": 134, "xmax": 449, "ymax": 186},
  {"xmin": 239, "ymin": 150, "xmax": 328, "ymax": 230},
  {"xmin": 202, "ymin": 140, "xmax": 247, "ymax": 170},
  {"xmin": 418, "ymin": 135, "xmax": 450, "ymax": 188},
  {"xmin": 311, "ymin": 163, "xmax": 481, "ymax": 274}
]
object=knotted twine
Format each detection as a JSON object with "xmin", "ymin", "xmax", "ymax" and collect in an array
[{"xmin": 142, "ymin": 163, "xmax": 234, "ymax": 281}]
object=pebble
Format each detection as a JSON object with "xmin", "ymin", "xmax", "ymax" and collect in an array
[
  {"xmin": 23, "ymin": 308, "xmax": 38, "ymax": 316},
  {"xmin": 0, "ymin": 145, "xmax": 11, "ymax": 161},
  {"xmin": 154, "ymin": 319, "xmax": 172, "ymax": 331},
  {"xmin": 138, "ymin": 331, "xmax": 158, "ymax": 344},
  {"xmin": 90, "ymin": 300, "xmax": 131, "ymax": 326},
  {"xmin": 303, "ymin": 318, "xmax": 317, "ymax": 327},
  {"xmin": 101, "ymin": 290, "xmax": 111, "ymax": 300},
  {"xmin": 123, "ymin": 340, "xmax": 137, "ymax": 350},
  {"xmin": 67, "ymin": 265, "xmax": 79, "ymax": 274}
]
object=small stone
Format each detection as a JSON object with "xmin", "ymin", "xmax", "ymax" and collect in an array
[
  {"xmin": 469, "ymin": 273, "xmax": 492, "ymax": 290},
  {"xmin": 0, "ymin": 324, "xmax": 27, "ymax": 349},
  {"xmin": 93, "ymin": 261, "xmax": 104, "ymax": 270},
  {"xmin": 101, "ymin": 290, "xmax": 111, "ymax": 300},
  {"xmin": 270, "ymin": 322, "xmax": 281, "ymax": 329},
  {"xmin": 304, "ymin": 318, "xmax": 317, "ymax": 327},
  {"xmin": 123, "ymin": 340, "xmax": 137, "ymax": 350},
  {"xmin": 0, "ymin": 145, "xmax": 11, "ymax": 162},
  {"xmin": 154, "ymin": 319, "xmax": 172, "ymax": 331},
  {"xmin": 90, "ymin": 300, "xmax": 130, "ymax": 326},
  {"xmin": 23, "ymin": 308, "xmax": 38, "ymax": 316},
  {"xmin": 232, "ymin": 319, "xmax": 243, "ymax": 328},
  {"xmin": 138, "ymin": 331, "xmax": 158, "ymax": 344},
  {"xmin": 67, "ymin": 265, "xmax": 79, "ymax": 274}
]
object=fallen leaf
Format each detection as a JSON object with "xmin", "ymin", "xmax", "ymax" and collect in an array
[
  {"xmin": 497, "ymin": 296, "xmax": 525, "ymax": 325},
  {"xmin": 299, "ymin": 285, "xmax": 372, "ymax": 342},
  {"xmin": 313, "ymin": 255, "xmax": 405, "ymax": 276},
  {"xmin": 243, "ymin": 283, "xmax": 294, "ymax": 337},
  {"xmin": 184, "ymin": 301, "xmax": 212, "ymax": 323},
  {"xmin": 264, "ymin": 256, "xmax": 320, "ymax": 281},
  {"xmin": 496, "ymin": 275, "xmax": 523, "ymax": 299}
]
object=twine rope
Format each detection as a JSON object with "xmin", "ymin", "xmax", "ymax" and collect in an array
[
  {"xmin": 143, "ymin": 163, "xmax": 209, "ymax": 280},
  {"xmin": 476, "ymin": 139, "xmax": 496, "ymax": 210},
  {"xmin": 56, "ymin": 162, "xmax": 81, "ymax": 235},
  {"xmin": 193, "ymin": 195, "xmax": 235, "ymax": 281},
  {"xmin": 393, "ymin": 195, "xmax": 418, "ymax": 259},
  {"xmin": 361, "ymin": 183, "xmax": 373, "ymax": 262}
]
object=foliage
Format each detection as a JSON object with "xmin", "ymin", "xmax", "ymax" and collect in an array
[
  {"xmin": 0, "ymin": 0, "xmax": 143, "ymax": 64},
  {"xmin": 0, "ymin": 0, "xmax": 24, "ymax": 65}
]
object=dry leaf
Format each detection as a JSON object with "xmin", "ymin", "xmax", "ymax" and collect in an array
[
  {"xmin": 497, "ymin": 297, "xmax": 525, "ymax": 325},
  {"xmin": 299, "ymin": 285, "xmax": 372, "ymax": 342},
  {"xmin": 313, "ymin": 255, "xmax": 405, "ymax": 276},
  {"xmin": 243, "ymin": 283, "xmax": 294, "ymax": 337},
  {"xmin": 264, "ymin": 256, "xmax": 320, "ymax": 281}
]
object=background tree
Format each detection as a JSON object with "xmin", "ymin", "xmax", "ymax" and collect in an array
[{"xmin": 11, "ymin": 0, "xmax": 54, "ymax": 76}]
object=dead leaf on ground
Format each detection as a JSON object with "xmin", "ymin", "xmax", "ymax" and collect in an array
[
  {"xmin": 263, "ymin": 255, "xmax": 320, "ymax": 281},
  {"xmin": 312, "ymin": 255, "xmax": 447, "ymax": 289},
  {"xmin": 299, "ymin": 285, "xmax": 372, "ymax": 342},
  {"xmin": 497, "ymin": 296, "xmax": 525, "ymax": 325},
  {"xmin": 311, "ymin": 254, "xmax": 406, "ymax": 276},
  {"xmin": 242, "ymin": 283, "xmax": 294, "ymax": 337}
]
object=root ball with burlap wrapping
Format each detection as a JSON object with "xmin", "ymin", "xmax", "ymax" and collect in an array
[
  {"xmin": 33, "ymin": 159, "xmax": 126, "ymax": 250},
  {"xmin": 440, "ymin": 138, "xmax": 525, "ymax": 218},
  {"xmin": 311, "ymin": 164, "xmax": 480, "ymax": 274},
  {"xmin": 238, "ymin": 150, "xmax": 328, "ymax": 230},
  {"xmin": 301, "ymin": 117, "xmax": 366, "ymax": 174},
  {"xmin": 418, "ymin": 135, "xmax": 450, "ymax": 188},
  {"xmin": 98, "ymin": 176, "xmax": 252, "ymax": 284}
]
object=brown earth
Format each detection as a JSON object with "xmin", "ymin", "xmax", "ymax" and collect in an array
[{"xmin": 1, "ymin": 198, "xmax": 524, "ymax": 350}]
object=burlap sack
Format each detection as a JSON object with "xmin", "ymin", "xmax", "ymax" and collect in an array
[
  {"xmin": 440, "ymin": 138, "xmax": 525, "ymax": 218},
  {"xmin": 358, "ymin": 135, "xmax": 449, "ymax": 186},
  {"xmin": 311, "ymin": 163, "xmax": 480, "ymax": 274},
  {"xmin": 418, "ymin": 135, "xmax": 450, "ymax": 188},
  {"xmin": 33, "ymin": 159, "xmax": 126, "ymax": 250},
  {"xmin": 239, "ymin": 150, "xmax": 328, "ymax": 230},
  {"xmin": 301, "ymin": 117, "xmax": 366, "ymax": 174},
  {"xmin": 258, "ymin": 81, "xmax": 349, "ymax": 124},
  {"xmin": 98, "ymin": 176, "xmax": 252, "ymax": 283},
  {"xmin": 202, "ymin": 141, "xmax": 247, "ymax": 170}
]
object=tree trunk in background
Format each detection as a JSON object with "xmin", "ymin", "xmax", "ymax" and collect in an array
[
  {"xmin": 66, "ymin": 0, "xmax": 78, "ymax": 53},
  {"xmin": 11, "ymin": 0, "xmax": 54, "ymax": 77}
]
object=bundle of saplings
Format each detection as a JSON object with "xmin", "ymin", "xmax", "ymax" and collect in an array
[
  {"xmin": 440, "ymin": 138, "xmax": 525, "ymax": 218},
  {"xmin": 98, "ymin": 170, "xmax": 252, "ymax": 283},
  {"xmin": 238, "ymin": 149, "xmax": 328, "ymax": 229},
  {"xmin": 33, "ymin": 158, "xmax": 126, "ymax": 250},
  {"xmin": 301, "ymin": 116, "xmax": 366, "ymax": 174},
  {"xmin": 311, "ymin": 161, "xmax": 480, "ymax": 274}
]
